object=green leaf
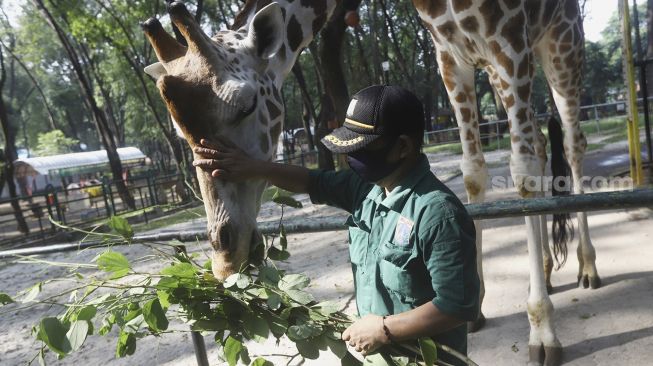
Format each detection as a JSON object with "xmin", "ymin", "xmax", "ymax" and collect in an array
[
  {"xmin": 314, "ymin": 301, "xmax": 340, "ymax": 315},
  {"xmin": 108, "ymin": 215, "xmax": 134, "ymax": 239},
  {"xmin": 272, "ymin": 192, "xmax": 303, "ymax": 208},
  {"xmin": 0, "ymin": 292, "xmax": 14, "ymax": 305},
  {"xmin": 156, "ymin": 277, "xmax": 179, "ymax": 290},
  {"xmin": 266, "ymin": 293, "xmax": 282, "ymax": 311},
  {"xmin": 76, "ymin": 305, "xmax": 97, "ymax": 321},
  {"xmin": 224, "ymin": 336, "xmax": 243, "ymax": 366},
  {"xmin": 279, "ymin": 225, "xmax": 288, "ymax": 250},
  {"xmin": 142, "ymin": 299, "xmax": 169, "ymax": 332},
  {"xmin": 240, "ymin": 347, "xmax": 251, "ymax": 364},
  {"xmin": 203, "ymin": 260, "xmax": 212, "ymax": 271},
  {"xmin": 267, "ymin": 246, "xmax": 290, "ymax": 261},
  {"xmin": 251, "ymin": 358, "xmax": 274, "ymax": 366},
  {"xmin": 160, "ymin": 262, "xmax": 196, "ymax": 278},
  {"xmin": 341, "ymin": 351, "xmax": 364, "ymax": 366},
  {"xmin": 326, "ymin": 337, "xmax": 348, "ymax": 359},
  {"xmin": 115, "ymin": 331, "xmax": 136, "ymax": 357},
  {"xmin": 243, "ymin": 313, "xmax": 269, "ymax": 342},
  {"xmin": 95, "ymin": 251, "xmax": 131, "ymax": 279},
  {"xmin": 279, "ymin": 274, "xmax": 310, "ymax": 291},
  {"xmin": 224, "ymin": 273, "xmax": 250, "ymax": 289},
  {"xmin": 418, "ymin": 337, "xmax": 438, "ymax": 366},
  {"xmin": 296, "ymin": 339, "xmax": 320, "ymax": 359},
  {"xmin": 23, "ymin": 283, "xmax": 42, "ymax": 303},
  {"xmin": 66, "ymin": 321, "xmax": 89, "ymax": 351},
  {"xmin": 287, "ymin": 324, "xmax": 315, "ymax": 341},
  {"xmin": 263, "ymin": 313, "xmax": 288, "ymax": 338},
  {"xmin": 249, "ymin": 241, "xmax": 265, "ymax": 266},
  {"xmin": 38, "ymin": 318, "xmax": 72, "ymax": 356},
  {"xmin": 286, "ymin": 289, "xmax": 315, "ymax": 305},
  {"xmin": 124, "ymin": 314, "xmax": 145, "ymax": 334},
  {"xmin": 258, "ymin": 266, "xmax": 280, "ymax": 286},
  {"xmin": 157, "ymin": 291, "xmax": 171, "ymax": 310},
  {"xmin": 191, "ymin": 318, "xmax": 228, "ymax": 331}
]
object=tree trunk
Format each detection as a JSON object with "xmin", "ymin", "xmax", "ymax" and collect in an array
[
  {"xmin": 316, "ymin": 0, "xmax": 363, "ymax": 170},
  {"xmin": 291, "ymin": 63, "xmax": 316, "ymax": 151},
  {"xmin": 0, "ymin": 43, "xmax": 59, "ymax": 130},
  {"xmin": 33, "ymin": 0, "xmax": 136, "ymax": 210},
  {"xmin": 646, "ymin": 0, "xmax": 653, "ymax": 96},
  {"xmin": 0, "ymin": 46, "xmax": 29, "ymax": 234}
]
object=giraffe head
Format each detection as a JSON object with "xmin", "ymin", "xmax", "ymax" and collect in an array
[{"xmin": 142, "ymin": 1, "xmax": 286, "ymax": 280}]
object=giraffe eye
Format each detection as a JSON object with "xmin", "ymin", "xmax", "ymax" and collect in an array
[{"xmin": 238, "ymin": 94, "xmax": 257, "ymax": 119}]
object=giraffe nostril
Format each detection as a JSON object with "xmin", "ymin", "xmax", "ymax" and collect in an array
[{"xmin": 218, "ymin": 224, "xmax": 232, "ymax": 251}]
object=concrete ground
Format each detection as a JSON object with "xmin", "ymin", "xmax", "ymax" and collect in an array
[{"xmin": 1, "ymin": 142, "xmax": 652, "ymax": 366}]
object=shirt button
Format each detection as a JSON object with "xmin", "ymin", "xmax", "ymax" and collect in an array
[{"xmin": 379, "ymin": 211, "xmax": 387, "ymax": 217}]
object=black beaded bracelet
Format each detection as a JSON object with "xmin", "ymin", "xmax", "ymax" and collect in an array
[{"xmin": 382, "ymin": 315, "xmax": 393, "ymax": 342}]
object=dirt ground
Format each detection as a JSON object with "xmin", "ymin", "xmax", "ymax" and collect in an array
[{"xmin": 1, "ymin": 148, "xmax": 653, "ymax": 365}]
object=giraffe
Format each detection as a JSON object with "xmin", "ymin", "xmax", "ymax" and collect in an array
[
  {"xmin": 141, "ymin": 0, "xmax": 340, "ymax": 280},
  {"xmin": 412, "ymin": 0, "xmax": 596, "ymax": 364},
  {"xmin": 142, "ymin": 1, "xmax": 592, "ymax": 365}
]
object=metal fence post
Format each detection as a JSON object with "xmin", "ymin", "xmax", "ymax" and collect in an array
[
  {"xmin": 101, "ymin": 176, "xmax": 113, "ymax": 217},
  {"xmin": 594, "ymin": 106, "xmax": 601, "ymax": 135},
  {"xmin": 44, "ymin": 187, "xmax": 56, "ymax": 232},
  {"xmin": 496, "ymin": 121, "xmax": 500, "ymax": 150}
]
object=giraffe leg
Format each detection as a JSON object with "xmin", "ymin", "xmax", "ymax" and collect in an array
[
  {"xmin": 436, "ymin": 49, "xmax": 487, "ymax": 332},
  {"xmin": 487, "ymin": 49, "xmax": 562, "ymax": 364},
  {"xmin": 540, "ymin": 215, "xmax": 554, "ymax": 293},
  {"xmin": 537, "ymin": 23, "xmax": 601, "ymax": 290}
]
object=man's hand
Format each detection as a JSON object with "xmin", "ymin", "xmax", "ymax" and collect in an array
[
  {"xmin": 192, "ymin": 138, "xmax": 263, "ymax": 182},
  {"xmin": 342, "ymin": 314, "xmax": 390, "ymax": 356}
]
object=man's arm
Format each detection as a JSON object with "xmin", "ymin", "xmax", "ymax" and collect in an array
[
  {"xmin": 192, "ymin": 139, "xmax": 311, "ymax": 193},
  {"xmin": 341, "ymin": 302, "xmax": 462, "ymax": 356},
  {"xmin": 384, "ymin": 301, "xmax": 463, "ymax": 341}
]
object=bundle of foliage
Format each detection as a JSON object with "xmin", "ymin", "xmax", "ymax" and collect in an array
[{"xmin": 0, "ymin": 196, "xmax": 475, "ymax": 366}]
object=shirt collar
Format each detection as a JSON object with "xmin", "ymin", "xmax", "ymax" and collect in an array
[{"xmin": 365, "ymin": 154, "xmax": 431, "ymax": 211}]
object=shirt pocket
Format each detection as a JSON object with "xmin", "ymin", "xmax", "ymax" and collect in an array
[
  {"xmin": 379, "ymin": 241, "xmax": 420, "ymax": 302},
  {"xmin": 346, "ymin": 216, "xmax": 369, "ymax": 267}
]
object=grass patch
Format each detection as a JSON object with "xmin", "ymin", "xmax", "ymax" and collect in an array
[{"xmin": 132, "ymin": 205, "xmax": 206, "ymax": 232}]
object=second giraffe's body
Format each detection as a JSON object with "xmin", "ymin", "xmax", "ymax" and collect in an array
[{"xmin": 413, "ymin": 1, "xmax": 597, "ymax": 364}]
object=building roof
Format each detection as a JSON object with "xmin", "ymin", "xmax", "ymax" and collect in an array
[{"xmin": 14, "ymin": 147, "xmax": 147, "ymax": 178}]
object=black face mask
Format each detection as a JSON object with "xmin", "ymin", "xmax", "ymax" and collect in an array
[{"xmin": 347, "ymin": 138, "xmax": 403, "ymax": 183}]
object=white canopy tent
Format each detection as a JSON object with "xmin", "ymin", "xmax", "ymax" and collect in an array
[{"xmin": 13, "ymin": 147, "xmax": 147, "ymax": 178}]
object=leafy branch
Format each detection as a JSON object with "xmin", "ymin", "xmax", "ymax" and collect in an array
[{"xmin": 1, "ymin": 192, "xmax": 476, "ymax": 366}]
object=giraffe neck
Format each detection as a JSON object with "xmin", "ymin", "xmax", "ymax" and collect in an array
[{"xmin": 233, "ymin": 0, "xmax": 339, "ymax": 87}]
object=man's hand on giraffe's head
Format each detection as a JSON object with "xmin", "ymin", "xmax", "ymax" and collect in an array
[{"xmin": 192, "ymin": 138, "xmax": 264, "ymax": 182}]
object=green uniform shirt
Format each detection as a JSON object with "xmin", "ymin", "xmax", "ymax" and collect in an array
[{"xmin": 308, "ymin": 154, "xmax": 479, "ymax": 365}]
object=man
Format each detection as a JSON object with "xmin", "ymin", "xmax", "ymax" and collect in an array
[{"xmin": 193, "ymin": 85, "xmax": 479, "ymax": 365}]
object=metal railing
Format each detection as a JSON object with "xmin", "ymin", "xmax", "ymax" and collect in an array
[
  {"xmin": 421, "ymin": 99, "xmax": 653, "ymax": 150},
  {"xmin": 0, "ymin": 173, "xmax": 191, "ymax": 247},
  {"xmin": 2, "ymin": 188, "xmax": 651, "ymax": 258}
]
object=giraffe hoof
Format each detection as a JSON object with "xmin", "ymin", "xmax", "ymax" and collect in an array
[
  {"xmin": 528, "ymin": 344, "xmax": 562, "ymax": 366},
  {"xmin": 578, "ymin": 274, "xmax": 602, "ymax": 289},
  {"xmin": 546, "ymin": 283, "xmax": 554, "ymax": 294},
  {"xmin": 467, "ymin": 313, "xmax": 486, "ymax": 333}
]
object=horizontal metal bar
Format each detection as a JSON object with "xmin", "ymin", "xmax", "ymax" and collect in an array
[{"xmin": 2, "ymin": 189, "xmax": 652, "ymax": 259}]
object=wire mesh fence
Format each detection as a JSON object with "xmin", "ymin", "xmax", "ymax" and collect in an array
[{"xmin": 0, "ymin": 173, "xmax": 190, "ymax": 247}]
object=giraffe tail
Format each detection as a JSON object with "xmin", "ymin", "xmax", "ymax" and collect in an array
[{"xmin": 548, "ymin": 115, "xmax": 574, "ymax": 269}]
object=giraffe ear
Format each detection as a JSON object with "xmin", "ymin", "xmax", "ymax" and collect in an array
[
  {"xmin": 144, "ymin": 62, "xmax": 168, "ymax": 80},
  {"xmin": 247, "ymin": 3, "xmax": 284, "ymax": 59}
]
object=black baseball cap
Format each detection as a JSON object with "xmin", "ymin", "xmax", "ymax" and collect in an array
[{"xmin": 322, "ymin": 85, "xmax": 425, "ymax": 153}]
